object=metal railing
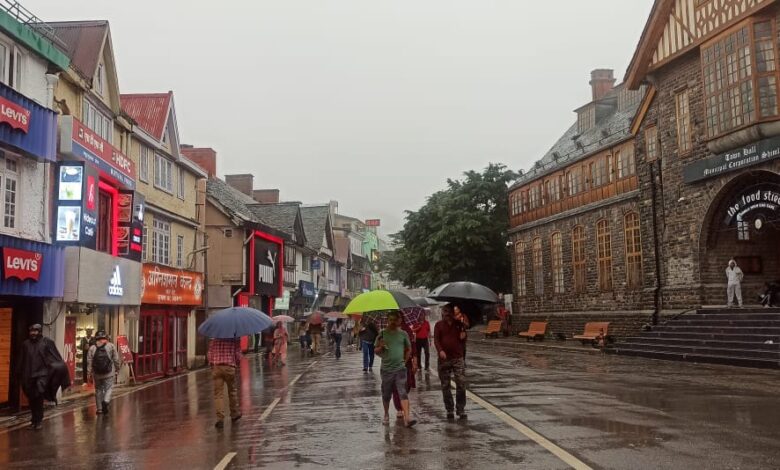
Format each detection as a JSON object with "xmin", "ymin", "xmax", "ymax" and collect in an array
[{"xmin": 0, "ymin": 0, "xmax": 67, "ymax": 49}]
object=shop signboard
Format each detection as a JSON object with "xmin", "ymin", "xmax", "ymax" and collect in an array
[
  {"xmin": 723, "ymin": 186, "xmax": 780, "ymax": 225},
  {"xmin": 116, "ymin": 335, "xmax": 134, "ymax": 364},
  {"xmin": 63, "ymin": 316, "xmax": 77, "ymax": 382},
  {"xmin": 55, "ymin": 162, "xmax": 98, "ymax": 249},
  {"xmin": 141, "ymin": 264, "xmax": 204, "ymax": 306},
  {"xmin": 275, "ymin": 290, "xmax": 290, "ymax": 310},
  {"xmin": 58, "ymin": 115, "xmax": 135, "ymax": 189},
  {"xmin": 2, "ymin": 247, "xmax": 42, "ymax": 281},
  {"xmin": 62, "ymin": 247, "xmax": 141, "ymax": 305},
  {"xmin": 252, "ymin": 236, "xmax": 282, "ymax": 297},
  {"xmin": 683, "ymin": 135, "xmax": 780, "ymax": 184},
  {"xmin": 365, "ymin": 219, "xmax": 381, "ymax": 227},
  {"xmin": 298, "ymin": 280, "xmax": 316, "ymax": 297},
  {"xmin": 117, "ymin": 191, "xmax": 144, "ymax": 261},
  {"xmin": 310, "ymin": 258, "xmax": 321, "ymax": 271},
  {"xmin": 0, "ymin": 82, "xmax": 57, "ymax": 162}
]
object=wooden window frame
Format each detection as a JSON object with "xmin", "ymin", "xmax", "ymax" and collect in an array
[
  {"xmin": 572, "ymin": 225, "xmax": 586, "ymax": 293},
  {"xmin": 532, "ymin": 237, "xmax": 543, "ymax": 296},
  {"xmin": 624, "ymin": 212, "xmax": 643, "ymax": 290},
  {"xmin": 551, "ymin": 232, "xmax": 564, "ymax": 294},
  {"xmin": 597, "ymin": 219, "xmax": 613, "ymax": 291},
  {"xmin": 515, "ymin": 242, "xmax": 527, "ymax": 297},
  {"xmin": 675, "ymin": 89, "xmax": 692, "ymax": 155},
  {"xmin": 617, "ymin": 146, "xmax": 636, "ymax": 179},
  {"xmin": 645, "ymin": 126, "xmax": 659, "ymax": 162}
]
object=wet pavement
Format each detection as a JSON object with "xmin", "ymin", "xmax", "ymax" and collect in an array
[{"xmin": 1, "ymin": 339, "xmax": 779, "ymax": 469}]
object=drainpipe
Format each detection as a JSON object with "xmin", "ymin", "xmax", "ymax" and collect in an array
[
  {"xmin": 649, "ymin": 160, "xmax": 663, "ymax": 325},
  {"xmin": 42, "ymin": 74, "xmax": 59, "ymax": 242}
]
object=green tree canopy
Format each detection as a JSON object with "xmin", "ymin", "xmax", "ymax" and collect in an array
[{"xmin": 388, "ymin": 163, "xmax": 517, "ymax": 292}]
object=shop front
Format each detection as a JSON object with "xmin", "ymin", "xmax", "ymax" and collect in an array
[
  {"xmin": 238, "ymin": 230, "xmax": 283, "ymax": 351},
  {"xmin": 136, "ymin": 264, "xmax": 203, "ymax": 380},
  {"xmin": 0, "ymin": 236, "xmax": 64, "ymax": 408},
  {"xmin": 60, "ymin": 248, "xmax": 141, "ymax": 385}
]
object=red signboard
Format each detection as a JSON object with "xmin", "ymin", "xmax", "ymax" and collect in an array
[
  {"xmin": 2, "ymin": 247, "xmax": 42, "ymax": 281},
  {"xmin": 0, "ymin": 96, "xmax": 30, "ymax": 133},
  {"xmin": 365, "ymin": 219, "xmax": 381, "ymax": 227},
  {"xmin": 116, "ymin": 335, "xmax": 134, "ymax": 364},
  {"xmin": 141, "ymin": 264, "xmax": 204, "ymax": 306},
  {"xmin": 71, "ymin": 117, "xmax": 135, "ymax": 182},
  {"xmin": 63, "ymin": 316, "xmax": 76, "ymax": 382}
]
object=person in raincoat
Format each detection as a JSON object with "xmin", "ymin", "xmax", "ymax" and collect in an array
[
  {"xmin": 17, "ymin": 324, "xmax": 70, "ymax": 430},
  {"xmin": 272, "ymin": 322, "xmax": 289, "ymax": 366}
]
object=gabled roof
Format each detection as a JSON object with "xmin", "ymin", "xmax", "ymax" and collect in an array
[
  {"xmin": 206, "ymin": 177, "xmax": 290, "ymax": 241},
  {"xmin": 121, "ymin": 92, "xmax": 172, "ymax": 140},
  {"xmin": 301, "ymin": 205, "xmax": 332, "ymax": 252},
  {"xmin": 624, "ymin": 0, "xmax": 674, "ymax": 89},
  {"xmin": 45, "ymin": 20, "xmax": 107, "ymax": 80},
  {"xmin": 248, "ymin": 202, "xmax": 306, "ymax": 246},
  {"xmin": 510, "ymin": 86, "xmax": 645, "ymax": 189}
]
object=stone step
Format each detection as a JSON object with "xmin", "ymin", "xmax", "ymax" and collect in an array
[
  {"xmin": 697, "ymin": 307, "xmax": 780, "ymax": 315},
  {"xmin": 613, "ymin": 341, "xmax": 780, "ymax": 360},
  {"xmin": 687, "ymin": 313, "xmax": 780, "ymax": 322},
  {"xmin": 667, "ymin": 319, "xmax": 780, "ymax": 327},
  {"xmin": 607, "ymin": 347, "xmax": 780, "ymax": 369},
  {"xmin": 653, "ymin": 325, "xmax": 780, "ymax": 335},
  {"xmin": 640, "ymin": 331, "xmax": 780, "ymax": 342},
  {"xmin": 619, "ymin": 336, "xmax": 780, "ymax": 351}
]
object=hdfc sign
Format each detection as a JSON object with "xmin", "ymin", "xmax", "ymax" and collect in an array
[
  {"xmin": 0, "ymin": 96, "xmax": 30, "ymax": 133},
  {"xmin": 2, "ymin": 247, "xmax": 42, "ymax": 281}
]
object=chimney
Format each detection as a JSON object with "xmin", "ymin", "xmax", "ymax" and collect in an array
[
  {"xmin": 590, "ymin": 69, "xmax": 615, "ymax": 101},
  {"xmin": 253, "ymin": 189, "xmax": 280, "ymax": 204},
  {"xmin": 329, "ymin": 200, "xmax": 339, "ymax": 216},
  {"xmin": 225, "ymin": 174, "xmax": 254, "ymax": 196},
  {"xmin": 181, "ymin": 145, "xmax": 218, "ymax": 178}
]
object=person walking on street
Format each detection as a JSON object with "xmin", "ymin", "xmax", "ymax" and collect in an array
[
  {"xmin": 17, "ymin": 324, "xmax": 69, "ymax": 430},
  {"xmin": 413, "ymin": 314, "xmax": 431, "ymax": 371},
  {"xmin": 208, "ymin": 337, "xmax": 243, "ymax": 429},
  {"xmin": 359, "ymin": 320, "xmax": 378, "ymax": 372},
  {"xmin": 392, "ymin": 322, "xmax": 417, "ymax": 420},
  {"xmin": 299, "ymin": 321, "xmax": 309, "ymax": 355},
  {"xmin": 435, "ymin": 305, "xmax": 468, "ymax": 420},
  {"xmin": 333, "ymin": 319, "xmax": 344, "ymax": 359},
  {"xmin": 309, "ymin": 321, "xmax": 323, "ymax": 354},
  {"xmin": 727, "ymin": 259, "xmax": 744, "ymax": 308},
  {"xmin": 87, "ymin": 331, "xmax": 122, "ymax": 416},
  {"xmin": 272, "ymin": 322, "xmax": 289, "ymax": 366},
  {"xmin": 375, "ymin": 311, "xmax": 417, "ymax": 428}
]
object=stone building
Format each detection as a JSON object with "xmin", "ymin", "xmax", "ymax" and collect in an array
[{"xmin": 507, "ymin": 70, "xmax": 651, "ymax": 337}]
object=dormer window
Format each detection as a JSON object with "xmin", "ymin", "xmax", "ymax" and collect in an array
[
  {"xmin": 96, "ymin": 63, "xmax": 106, "ymax": 96},
  {"xmin": 577, "ymin": 104, "xmax": 596, "ymax": 133}
]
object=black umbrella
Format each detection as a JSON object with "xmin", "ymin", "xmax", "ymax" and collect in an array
[
  {"xmin": 412, "ymin": 297, "xmax": 443, "ymax": 307},
  {"xmin": 428, "ymin": 282, "xmax": 499, "ymax": 304}
]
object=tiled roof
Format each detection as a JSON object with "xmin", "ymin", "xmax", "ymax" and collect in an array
[
  {"xmin": 248, "ymin": 203, "xmax": 300, "ymax": 236},
  {"xmin": 120, "ymin": 92, "xmax": 171, "ymax": 140},
  {"xmin": 301, "ymin": 205, "xmax": 330, "ymax": 251},
  {"xmin": 510, "ymin": 87, "xmax": 643, "ymax": 189},
  {"xmin": 207, "ymin": 177, "xmax": 264, "ymax": 223},
  {"xmin": 45, "ymin": 20, "xmax": 107, "ymax": 80}
]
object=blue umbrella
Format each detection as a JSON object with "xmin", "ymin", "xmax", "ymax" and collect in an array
[{"xmin": 197, "ymin": 307, "xmax": 273, "ymax": 338}]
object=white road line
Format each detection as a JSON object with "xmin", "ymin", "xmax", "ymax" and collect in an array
[
  {"xmin": 258, "ymin": 359, "xmax": 319, "ymax": 422},
  {"xmin": 431, "ymin": 369, "xmax": 592, "ymax": 470},
  {"xmin": 214, "ymin": 451, "xmax": 237, "ymax": 470},
  {"xmin": 258, "ymin": 397, "xmax": 281, "ymax": 422}
]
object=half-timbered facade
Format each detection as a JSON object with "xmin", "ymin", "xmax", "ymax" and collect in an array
[{"xmin": 627, "ymin": 0, "xmax": 780, "ymax": 309}]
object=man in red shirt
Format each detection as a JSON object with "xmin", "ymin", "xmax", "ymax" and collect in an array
[
  {"xmin": 207, "ymin": 338, "xmax": 243, "ymax": 429},
  {"xmin": 413, "ymin": 312, "xmax": 431, "ymax": 371},
  {"xmin": 434, "ymin": 304, "xmax": 467, "ymax": 420}
]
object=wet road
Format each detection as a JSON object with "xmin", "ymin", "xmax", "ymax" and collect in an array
[{"xmin": 1, "ymin": 340, "xmax": 779, "ymax": 469}]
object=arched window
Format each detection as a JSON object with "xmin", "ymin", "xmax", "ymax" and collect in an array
[
  {"xmin": 572, "ymin": 226, "xmax": 586, "ymax": 293},
  {"xmin": 624, "ymin": 212, "xmax": 643, "ymax": 289},
  {"xmin": 532, "ymin": 237, "xmax": 544, "ymax": 296},
  {"xmin": 515, "ymin": 241, "xmax": 527, "ymax": 297},
  {"xmin": 597, "ymin": 220, "xmax": 613, "ymax": 291},
  {"xmin": 551, "ymin": 232, "xmax": 564, "ymax": 294}
]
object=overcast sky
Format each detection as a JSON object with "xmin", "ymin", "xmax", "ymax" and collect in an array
[{"xmin": 27, "ymin": 0, "xmax": 652, "ymax": 236}]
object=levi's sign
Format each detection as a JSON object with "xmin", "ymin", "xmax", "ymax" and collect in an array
[
  {"xmin": 2, "ymin": 247, "xmax": 42, "ymax": 281},
  {"xmin": 0, "ymin": 96, "xmax": 30, "ymax": 133},
  {"xmin": 683, "ymin": 135, "xmax": 780, "ymax": 184}
]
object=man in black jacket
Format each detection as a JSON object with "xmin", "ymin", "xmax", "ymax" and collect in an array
[{"xmin": 17, "ymin": 324, "xmax": 69, "ymax": 430}]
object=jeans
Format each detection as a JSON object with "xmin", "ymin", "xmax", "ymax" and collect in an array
[
  {"xmin": 334, "ymin": 334, "xmax": 342, "ymax": 359},
  {"xmin": 95, "ymin": 376, "xmax": 115, "ymax": 408},
  {"xmin": 415, "ymin": 338, "xmax": 430, "ymax": 369},
  {"xmin": 438, "ymin": 358, "xmax": 466, "ymax": 414},
  {"xmin": 362, "ymin": 341, "xmax": 375, "ymax": 369},
  {"xmin": 212, "ymin": 365, "xmax": 239, "ymax": 420}
]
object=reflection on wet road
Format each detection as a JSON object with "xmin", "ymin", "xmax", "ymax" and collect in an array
[{"xmin": 1, "ymin": 341, "xmax": 778, "ymax": 469}]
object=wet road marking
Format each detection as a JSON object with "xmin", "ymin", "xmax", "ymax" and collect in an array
[
  {"xmin": 258, "ymin": 359, "xmax": 320, "ymax": 422},
  {"xmin": 214, "ymin": 451, "xmax": 237, "ymax": 470},
  {"xmin": 431, "ymin": 368, "xmax": 592, "ymax": 470}
]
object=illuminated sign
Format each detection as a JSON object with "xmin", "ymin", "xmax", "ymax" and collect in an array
[
  {"xmin": 0, "ymin": 95, "xmax": 30, "ymax": 133},
  {"xmin": 365, "ymin": 219, "xmax": 381, "ymax": 227},
  {"xmin": 2, "ymin": 247, "xmax": 42, "ymax": 281},
  {"xmin": 108, "ymin": 265, "xmax": 124, "ymax": 296}
]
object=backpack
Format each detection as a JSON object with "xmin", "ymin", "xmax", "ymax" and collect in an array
[{"xmin": 92, "ymin": 344, "xmax": 113, "ymax": 374}]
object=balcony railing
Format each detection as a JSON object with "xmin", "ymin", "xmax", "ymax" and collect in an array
[{"xmin": 284, "ymin": 267, "xmax": 297, "ymax": 286}]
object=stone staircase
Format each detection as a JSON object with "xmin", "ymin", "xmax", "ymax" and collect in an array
[{"xmin": 607, "ymin": 307, "xmax": 780, "ymax": 369}]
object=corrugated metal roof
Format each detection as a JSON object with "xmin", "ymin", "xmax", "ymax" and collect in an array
[
  {"xmin": 120, "ymin": 92, "xmax": 171, "ymax": 140},
  {"xmin": 44, "ymin": 20, "xmax": 107, "ymax": 80}
]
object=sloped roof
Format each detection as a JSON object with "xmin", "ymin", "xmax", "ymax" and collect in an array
[
  {"xmin": 510, "ymin": 88, "xmax": 643, "ymax": 189},
  {"xmin": 248, "ymin": 202, "xmax": 300, "ymax": 236},
  {"xmin": 45, "ymin": 20, "xmax": 107, "ymax": 79},
  {"xmin": 120, "ymin": 92, "xmax": 171, "ymax": 140},
  {"xmin": 624, "ymin": 0, "xmax": 673, "ymax": 89},
  {"xmin": 301, "ymin": 205, "xmax": 330, "ymax": 251},
  {"xmin": 207, "ymin": 177, "xmax": 263, "ymax": 223}
]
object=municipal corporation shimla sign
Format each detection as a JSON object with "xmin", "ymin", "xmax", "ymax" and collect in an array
[{"xmin": 683, "ymin": 135, "xmax": 780, "ymax": 184}]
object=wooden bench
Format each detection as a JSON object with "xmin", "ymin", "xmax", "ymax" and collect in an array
[
  {"xmin": 518, "ymin": 321, "xmax": 547, "ymax": 341},
  {"xmin": 484, "ymin": 320, "xmax": 503, "ymax": 338},
  {"xmin": 573, "ymin": 322, "xmax": 610, "ymax": 345}
]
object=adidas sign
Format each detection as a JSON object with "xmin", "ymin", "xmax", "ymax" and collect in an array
[{"xmin": 108, "ymin": 265, "xmax": 124, "ymax": 296}]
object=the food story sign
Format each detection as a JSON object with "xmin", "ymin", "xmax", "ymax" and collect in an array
[
  {"xmin": 141, "ymin": 264, "xmax": 203, "ymax": 305},
  {"xmin": 684, "ymin": 135, "xmax": 780, "ymax": 184},
  {"xmin": 59, "ymin": 115, "xmax": 135, "ymax": 189},
  {"xmin": 724, "ymin": 186, "xmax": 780, "ymax": 225}
]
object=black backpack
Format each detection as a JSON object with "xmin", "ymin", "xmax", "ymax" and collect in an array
[{"xmin": 93, "ymin": 344, "xmax": 112, "ymax": 374}]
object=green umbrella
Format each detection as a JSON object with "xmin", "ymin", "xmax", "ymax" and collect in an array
[{"xmin": 344, "ymin": 290, "xmax": 417, "ymax": 314}]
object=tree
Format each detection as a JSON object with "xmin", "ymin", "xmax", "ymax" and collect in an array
[{"xmin": 390, "ymin": 163, "xmax": 518, "ymax": 292}]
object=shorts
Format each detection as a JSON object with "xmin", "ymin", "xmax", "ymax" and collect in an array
[{"xmin": 381, "ymin": 368, "xmax": 408, "ymax": 402}]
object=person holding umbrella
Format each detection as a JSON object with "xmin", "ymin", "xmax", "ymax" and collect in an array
[
  {"xmin": 434, "ymin": 304, "xmax": 468, "ymax": 420},
  {"xmin": 375, "ymin": 311, "xmax": 417, "ymax": 428},
  {"xmin": 272, "ymin": 321, "xmax": 289, "ymax": 366}
]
